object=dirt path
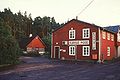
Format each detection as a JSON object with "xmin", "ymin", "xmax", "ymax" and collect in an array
[{"xmin": 0, "ymin": 56, "xmax": 120, "ymax": 80}]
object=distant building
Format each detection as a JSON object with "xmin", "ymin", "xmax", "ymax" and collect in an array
[
  {"xmin": 104, "ymin": 25, "xmax": 120, "ymax": 57},
  {"xmin": 51, "ymin": 19, "xmax": 120, "ymax": 62},
  {"xmin": 104, "ymin": 25, "xmax": 120, "ymax": 33},
  {"xmin": 19, "ymin": 35, "xmax": 46, "ymax": 55}
]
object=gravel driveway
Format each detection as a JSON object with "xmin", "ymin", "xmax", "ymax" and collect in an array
[{"xmin": 0, "ymin": 56, "xmax": 120, "ymax": 80}]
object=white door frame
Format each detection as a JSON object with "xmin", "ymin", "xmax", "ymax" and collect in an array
[{"xmin": 54, "ymin": 46, "xmax": 60, "ymax": 59}]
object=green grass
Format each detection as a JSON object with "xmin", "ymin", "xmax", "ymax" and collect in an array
[
  {"xmin": 0, "ymin": 64, "xmax": 15, "ymax": 72},
  {"xmin": 0, "ymin": 64, "xmax": 11, "ymax": 68}
]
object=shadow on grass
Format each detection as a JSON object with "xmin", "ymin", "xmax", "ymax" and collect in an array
[{"xmin": 0, "ymin": 64, "xmax": 16, "ymax": 72}]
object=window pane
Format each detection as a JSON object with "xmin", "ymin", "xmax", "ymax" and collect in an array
[
  {"xmin": 107, "ymin": 33, "xmax": 110, "ymax": 40},
  {"xmin": 83, "ymin": 46, "xmax": 90, "ymax": 56},
  {"xmin": 107, "ymin": 47, "xmax": 110, "ymax": 56},
  {"xmin": 102, "ymin": 31, "xmax": 106, "ymax": 39},
  {"xmin": 69, "ymin": 46, "xmax": 75, "ymax": 55},
  {"xmin": 83, "ymin": 29, "xmax": 90, "ymax": 38},
  {"xmin": 69, "ymin": 30, "xmax": 75, "ymax": 39}
]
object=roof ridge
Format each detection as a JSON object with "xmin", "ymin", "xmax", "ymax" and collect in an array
[{"xmin": 53, "ymin": 19, "xmax": 116, "ymax": 33}]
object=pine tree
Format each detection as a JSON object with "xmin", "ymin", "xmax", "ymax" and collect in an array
[{"xmin": 0, "ymin": 18, "xmax": 20, "ymax": 65}]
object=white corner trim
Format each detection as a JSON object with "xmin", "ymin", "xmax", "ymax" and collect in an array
[
  {"xmin": 51, "ymin": 33, "xmax": 53, "ymax": 58},
  {"xmin": 98, "ymin": 28, "xmax": 101, "ymax": 62}
]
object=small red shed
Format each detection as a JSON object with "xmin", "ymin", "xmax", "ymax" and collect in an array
[
  {"xmin": 51, "ymin": 19, "xmax": 120, "ymax": 62},
  {"xmin": 19, "ymin": 35, "xmax": 46, "ymax": 54}
]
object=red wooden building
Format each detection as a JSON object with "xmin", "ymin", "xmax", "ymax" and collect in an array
[
  {"xmin": 19, "ymin": 35, "xmax": 46, "ymax": 55},
  {"xmin": 51, "ymin": 19, "xmax": 120, "ymax": 62}
]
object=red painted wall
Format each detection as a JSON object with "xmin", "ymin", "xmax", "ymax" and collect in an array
[
  {"xmin": 27, "ymin": 36, "xmax": 45, "ymax": 48},
  {"xmin": 52, "ymin": 19, "xmax": 99, "ymax": 60},
  {"xmin": 100, "ymin": 30, "xmax": 116, "ymax": 60},
  {"xmin": 52, "ymin": 19, "xmax": 117, "ymax": 61}
]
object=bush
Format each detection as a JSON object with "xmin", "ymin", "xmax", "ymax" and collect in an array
[
  {"xmin": 0, "ymin": 22, "xmax": 20, "ymax": 65},
  {"xmin": 43, "ymin": 52, "xmax": 51, "ymax": 58},
  {"xmin": 42, "ymin": 36, "xmax": 51, "ymax": 57},
  {"xmin": 22, "ymin": 52, "xmax": 42, "ymax": 57}
]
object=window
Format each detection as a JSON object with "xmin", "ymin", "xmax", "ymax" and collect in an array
[
  {"xmin": 27, "ymin": 47, "xmax": 32, "ymax": 52},
  {"xmin": 107, "ymin": 33, "xmax": 110, "ymax": 40},
  {"xmin": 69, "ymin": 46, "xmax": 75, "ymax": 55},
  {"xmin": 83, "ymin": 28, "xmax": 90, "ymax": 39},
  {"xmin": 107, "ymin": 47, "xmax": 110, "ymax": 56},
  {"xmin": 117, "ymin": 31, "xmax": 120, "ymax": 42},
  {"xmin": 82, "ymin": 46, "xmax": 90, "ymax": 56},
  {"xmin": 69, "ymin": 29, "xmax": 75, "ymax": 39},
  {"xmin": 62, "ymin": 41, "xmax": 67, "ymax": 45},
  {"xmin": 111, "ymin": 34, "xmax": 114, "ymax": 41},
  {"xmin": 102, "ymin": 31, "xmax": 106, "ymax": 39}
]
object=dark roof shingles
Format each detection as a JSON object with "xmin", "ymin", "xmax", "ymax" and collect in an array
[{"xmin": 104, "ymin": 25, "xmax": 120, "ymax": 33}]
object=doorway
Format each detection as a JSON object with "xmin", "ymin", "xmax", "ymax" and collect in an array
[{"xmin": 54, "ymin": 46, "xmax": 60, "ymax": 59}]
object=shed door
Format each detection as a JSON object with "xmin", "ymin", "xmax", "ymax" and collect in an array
[{"xmin": 54, "ymin": 46, "xmax": 60, "ymax": 59}]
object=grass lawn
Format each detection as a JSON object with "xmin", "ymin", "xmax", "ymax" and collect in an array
[{"xmin": 0, "ymin": 64, "xmax": 16, "ymax": 72}]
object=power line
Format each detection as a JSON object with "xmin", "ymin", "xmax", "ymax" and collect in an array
[{"xmin": 77, "ymin": 0, "xmax": 94, "ymax": 17}]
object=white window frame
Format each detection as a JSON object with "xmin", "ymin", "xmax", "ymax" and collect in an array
[
  {"xmin": 69, "ymin": 29, "xmax": 75, "ymax": 39},
  {"xmin": 111, "ymin": 34, "xmax": 114, "ymax": 41},
  {"xmin": 69, "ymin": 46, "xmax": 76, "ymax": 56},
  {"xmin": 117, "ymin": 31, "xmax": 120, "ymax": 42},
  {"xmin": 107, "ymin": 33, "xmax": 110, "ymax": 40},
  {"xmin": 102, "ymin": 31, "xmax": 106, "ymax": 39},
  {"xmin": 82, "ymin": 46, "xmax": 90, "ymax": 56},
  {"xmin": 82, "ymin": 28, "xmax": 90, "ymax": 39},
  {"xmin": 107, "ymin": 47, "xmax": 110, "ymax": 56}
]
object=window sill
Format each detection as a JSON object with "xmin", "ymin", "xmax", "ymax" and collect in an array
[
  {"xmin": 69, "ymin": 54, "xmax": 75, "ymax": 56},
  {"xmin": 82, "ymin": 55, "xmax": 90, "ymax": 57}
]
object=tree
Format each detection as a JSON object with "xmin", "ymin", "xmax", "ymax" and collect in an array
[
  {"xmin": 32, "ymin": 16, "xmax": 43, "ymax": 37},
  {"xmin": 0, "ymin": 8, "xmax": 33, "ymax": 41},
  {"xmin": 32, "ymin": 16, "xmax": 61, "ymax": 38},
  {"xmin": 0, "ymin": 8, "xmax": 63, "ymax": 58},
  {"xmin": 42, "ymin": 35, "xmax": 51, "ymax": 57},
  {"xmin": 0, "ymin": 19, "xmax": 20, "ymax": 65}
]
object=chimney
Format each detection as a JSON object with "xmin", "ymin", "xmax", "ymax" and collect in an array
[{"xmin": 76, "ymin": 16, "xmax": 78, "ymax": 20}]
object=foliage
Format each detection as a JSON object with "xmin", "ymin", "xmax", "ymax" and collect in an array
[
  {"xmin": 0, "ymin": 20, "xmax": 20, "ymax": 65},
  {"xmin": 22, "ymin": 52, "xmax": 42, "ymax": 57},
  {"xmin": 0, "ymin": 8, "xmax": 62, "ymax": 41},
  {"xmin": 42, "ymin": 36, "xmax": 51, "ymax": 57},
  {"xmin": 32, "ymin": 16, "xmax": 61, "ymax": 38},
  {"xmin": 0, "ymin": 8, "xmax": 63, "ymax": 60},
  {"xmin": 0, "ymin": 8, "xmax": 32, "ymax": 41}
]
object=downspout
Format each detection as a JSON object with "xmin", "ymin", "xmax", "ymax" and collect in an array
[{"xmin": 98, "ymin": 27, "xmax": 101, "ymax": 63}]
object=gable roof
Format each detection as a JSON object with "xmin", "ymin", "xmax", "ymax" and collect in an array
[
  {"xmin": 52, "ymin": 19, "xmax": 99, "ymax": 33},
  {"xmin": 19, "ymin": 35, "xmax": 46, "ymax": 50},
  {"xmin": 52, "ymin": 19, "xmax": 115, "ymax": 34},
  {"xmin": 104, "ymin": 25, "xmax": 120, "ymax": 33}
]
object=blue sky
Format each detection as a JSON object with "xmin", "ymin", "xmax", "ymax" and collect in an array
[{"xmin": 0, "ymin": 0, "xmax": 120, "ymax": 26}]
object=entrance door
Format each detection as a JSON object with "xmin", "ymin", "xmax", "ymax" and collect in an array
[{"xmin": 54, "ymin": 46, "xmax": 60, "ymax": 59}]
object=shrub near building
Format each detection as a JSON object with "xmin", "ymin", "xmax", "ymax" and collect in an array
[{"xmin": 0, "ymin": 21, "xmax": 20, "ymax": 65}]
